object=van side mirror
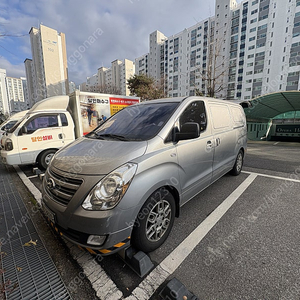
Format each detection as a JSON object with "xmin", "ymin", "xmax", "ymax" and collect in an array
[{"xmin": 174, "ymin": 122, "xmax": 200, "ymax": 142}]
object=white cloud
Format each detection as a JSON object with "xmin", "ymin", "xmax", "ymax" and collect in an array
[
  {"xmin": 0, "ymin": 0, "xmax": 216, "ymax": 85},
  {"xmin": 0, "ymin": 57, "xmax": 25, "ymax": 78}
]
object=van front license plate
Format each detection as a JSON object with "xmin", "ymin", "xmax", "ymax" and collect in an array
[{"xmin": 42, "ymin": 203, "xmax": 55, "ymax": 224}]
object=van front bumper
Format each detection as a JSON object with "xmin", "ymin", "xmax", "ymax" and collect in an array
[
  {"xmin": 42, "ymin": 205, "xmax": 132, "ymax": 255},
  {"xmin": 42, "ymin": 186, "xmax": 137, "ymax": 255}
]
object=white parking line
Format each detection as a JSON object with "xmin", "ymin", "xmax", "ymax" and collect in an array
[
  {"xmin": 127, "ymin": 173, "xmax": 257, "ymax": 300},
  {"xmin": 14, "ymin": 165, "xmax": 42, "ymax": 205},
  {"xmin": 242, "ymin": 170, "xmax": 300, "ymax": 183}
]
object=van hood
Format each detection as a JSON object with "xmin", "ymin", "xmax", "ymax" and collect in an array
[{"xmin": 51, "ymin": 137, "xmax": 147, "ymax": 175}]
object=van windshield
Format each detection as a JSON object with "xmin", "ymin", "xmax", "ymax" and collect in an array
[{"xmin": 86, "ymin": 102, "xmax": 179, "ymax": 141}]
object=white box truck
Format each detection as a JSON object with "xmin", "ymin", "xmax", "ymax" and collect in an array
[{"xmin": 1, "ymin": 91, "xmax": 140, "ymax": 169}]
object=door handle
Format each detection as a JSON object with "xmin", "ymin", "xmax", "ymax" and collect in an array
[
  {"xmin": 58, "ymin": 133, "xmax": 63, "ymax": 139},
  {"xmin": 216, "ymin": 138, "xmax": 221, "ymax": 146}
]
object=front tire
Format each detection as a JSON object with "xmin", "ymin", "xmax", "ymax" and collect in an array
[
  {"xmin": 230, "ymin": 149, "xmax": 244, "ymax": 176},
  {"xmin": 38, "ymin": 149, "xmax": 57, "ymax": 170},
  {"xmin": 131, "ymin": 188, "xmax": 175, "ymax": 253}
]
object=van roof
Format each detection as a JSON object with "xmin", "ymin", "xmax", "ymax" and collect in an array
[{"xmin": 138, "ymin": 96, "xmax": 241, "ymax": 106}]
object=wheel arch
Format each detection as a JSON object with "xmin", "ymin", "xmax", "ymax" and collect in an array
[
  {"xmin": 164, "ymin": 185, "xmax": 180, "ymax": 218},
  {"xmin": 36, "ymin": 148, "xmax": 59, "ymax": 166}
]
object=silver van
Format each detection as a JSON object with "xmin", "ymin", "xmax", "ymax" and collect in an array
[{"xmin": 42, "ymin": 96, "xmax": 247, "ymax": 255}]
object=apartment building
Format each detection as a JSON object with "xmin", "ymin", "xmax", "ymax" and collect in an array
[
  {"xmin": 137, "ymin": 0, "xmax": 300, "ymax": 100},
  {"xmin": 119, "ymin": 59, "xmax": 135, "ymax": 95},
  {"xmin": 6, "ymin": 76, "xmax": 27, "ymax": 112},
  {"xmin": 25, "ymin": 24, "xmax": 69, "ymax": 105},
  {"xmin": 223, "ymin": 0, "xmax": 300, "ymax": 100},
  {"xmin": 81, "ymin": 59, "xmax": 135, "ymax": 96},
  {"xmin": 135, "ymin": 54, "xmax": 149, "ymax": 75},
  {"xmin": 0, "ymin": 68, "xmax": 27, "ymax": 115},
  {"xmin": 0, "ymin": 69, "xmax": 9, "ymax": 115}
]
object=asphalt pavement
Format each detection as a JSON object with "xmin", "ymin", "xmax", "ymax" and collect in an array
[{"xmin": 1, "ymin": 140, "xmax": 300, "ymax": 300}]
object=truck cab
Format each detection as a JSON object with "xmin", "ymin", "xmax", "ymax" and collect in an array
[{"xmin": 0, "ymin": 110, "xmax": 29, "ymax": 142}]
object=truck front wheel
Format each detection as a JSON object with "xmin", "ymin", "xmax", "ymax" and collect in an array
[
  {"xmin": 131, "ymin": 188, "xmax": 175, "ymax": 253},
  {"xmin": 38, "ymin": 149, "xmax": 57, "ymax": 170}
]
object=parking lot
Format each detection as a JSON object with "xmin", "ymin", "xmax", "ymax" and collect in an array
[{"xmin": 16, "ymin": 141, "xmax": 300, "ymax": 299}]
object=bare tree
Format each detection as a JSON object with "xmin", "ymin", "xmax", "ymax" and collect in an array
[
  {"xmin": 199, "ymin": 43, "xmax": 227, "ymax": 97},
  {"xmin": 188, "ymin": 22, "xmax": 230, "ymax": 98}
]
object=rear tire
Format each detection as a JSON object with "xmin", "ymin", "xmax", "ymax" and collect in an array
[
  {"xmin": 38, "ymin": 149, "xmax": 56, "ymax": 170},
  {"xmin": 230, "ymin": 150, "xmax": 244, "ymax": 176},
  {"xmin": 131, "ymin": 188, "xmax": 175, "ymax": 253}
]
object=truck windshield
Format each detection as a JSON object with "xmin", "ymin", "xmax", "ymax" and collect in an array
[
  {"xmin": 1, "ymin": 120, "xmax": 18, "ymax": 131},
  {"xmin": 6, "ymin": 116, "xmax": 27, "ymax": 133},
  {"xmin": 86, "ymin": 102, "xmax": 179, "ymax": 141}
]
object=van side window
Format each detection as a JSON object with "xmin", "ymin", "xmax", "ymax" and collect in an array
[
  {"xmin": 60, "ymin": 113, "xmax": 68, "ymax": 126},
  {"xmin": 179, "ymin": 101, "xmax": 207, "ymax": 132},
  {"xmin": 24, "ymin": 115, "xmax": 59, "ymax": 134},
  {"xmin": 210, "ymin": 105, "xmax": 231, "ymax": 129},
  {"xmin": 231, "ymin": 107, "xmax": 245, "ymax": 127}
]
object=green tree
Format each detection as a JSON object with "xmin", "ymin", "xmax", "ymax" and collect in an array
[{"xmin": 127, "ymin": 74, "xmax": 165, "ymax": 101}]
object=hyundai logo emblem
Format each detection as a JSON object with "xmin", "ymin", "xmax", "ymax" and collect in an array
[{"xmin": 47, "ymin": 178, "xmax": 55, "ymax": 189}]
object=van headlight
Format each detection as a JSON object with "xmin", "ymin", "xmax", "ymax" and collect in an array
[
  {"xmin": 82, "ymin": 163, "xmax": 137, "ymax": 210},
  {"xmin": 5, "ymin": 138, "xmax": 13, "ymax": 151}
]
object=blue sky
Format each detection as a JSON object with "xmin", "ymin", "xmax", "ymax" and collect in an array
[{"xmin": 0, "ymin": 0, "xmax": 216, "ymax": 85}]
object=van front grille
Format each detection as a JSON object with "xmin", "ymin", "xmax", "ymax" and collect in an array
[{"xmin": 45, "ymin": 168, "xmax": 83, "ymax": 206}]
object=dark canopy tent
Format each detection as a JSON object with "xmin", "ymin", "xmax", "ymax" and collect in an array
[{"xmin": 242, "ymin": 91, "xmax": 300, "ymax": 119}]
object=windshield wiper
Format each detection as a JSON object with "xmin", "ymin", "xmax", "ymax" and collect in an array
[{"xmin": 95, "ymin": 134, "xmax": 129, "ymax": 141}]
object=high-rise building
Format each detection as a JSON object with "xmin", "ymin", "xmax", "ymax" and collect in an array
[
  {"xmin": 25, "ymin": 24, "xmax": 69, "ymax": 105},
  {"xmin": 24, "ymin": 58, "xmax": 35, "ymax": 107},
  {"xmin": 137, "ymin": 0, "xmax": 300, "ymax": 100},
  {"xmin": 6, "ymin": 76, "xmax": 27, "ymax": 112},
  {"xmin": 0, "ymin": 69, "xmax": 9, "ymax": 115},
  {"xmin": 21, "ymin": 77, "xmax": 29, "ymax": 107},
  {"xmin": 135, "ymin": 54, "xmax": 149, "ymax": 76},
  {"xmin": 80, "ymin": 59, "xmax": 135, "ymax": 96},
  {"xmin": 119, "ymin": 59, "xmax": 135, "ymax": 96},
  {"xmin": 0, "ymin": 68, "xmax": 27, "ymax": 115}
]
